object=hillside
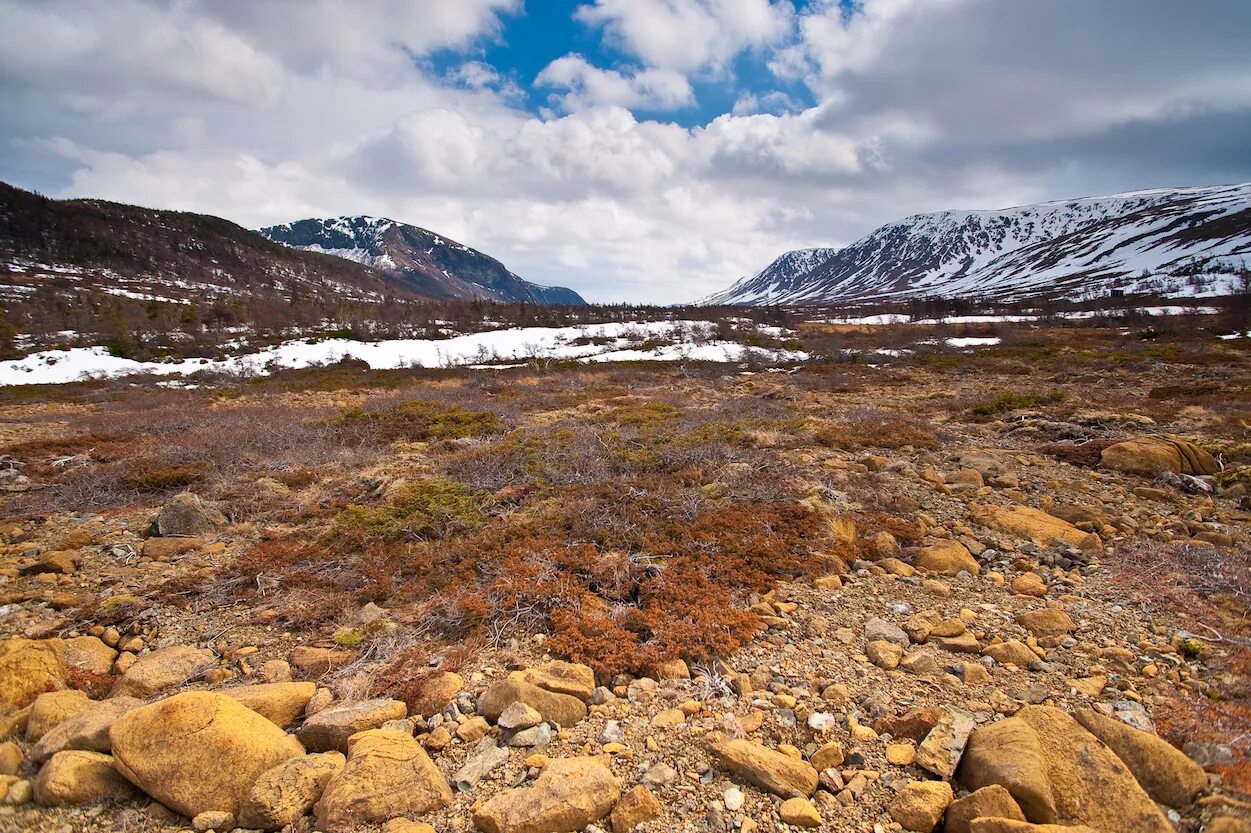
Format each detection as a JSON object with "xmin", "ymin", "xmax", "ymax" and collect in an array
[
  {"xmin": 707, "ymin": 184, "xmax": 1251, "ymax": 305},
  {"xmin": 260, "ymin": 216, "xmax": 585, "ymax": 305}
]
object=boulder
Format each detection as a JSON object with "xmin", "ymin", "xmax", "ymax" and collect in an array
[
  {"xmin": 222, "ymin": 681, "xmax": 316, "ymax": 728},
  {"xmin": 610, "ymin": 784, "xmax": 662, "ymax": 831},
  {"xmin": 779, "ymin": 796, "xmax": 822, "ymax": 828},
  {"xmin": 237, "ymin": 751, "xmax": 345, "ymax": 830},
  {"xmin": 958, "ymin": 716, "xmax": 1056, "ymax": 822},
  {"xmin": 1074, "ymin": 708, "xmax": 1207, "ymax": 808},
  {"xmin": 408, "ymin": 671, "xmax": 463, "ymax": 718},
  {"xmin": 296, "ymin": 698, "xmax": 407, "ymax": 753},
  {"xmin": 889, "ymin": 780, "xmax": 953, "ymax": 832},
  {"xmin": 982, "ymin": 640, "xmax": 1038, "ymax": 668},
  {"xmin": 0, "ymin": 638, "xmax": 66, "ymax": 714},
  {"xmin": 1010, "ymin": 573, "xmax": 1047, "ymax": 598},
  {"xmin": 1014, "ymin": 609, "xmax": 1076, "ymax": 638},
  {"xmin": 479, "ymin": 676, "xmax": 587, "ymax": 728},
  {"xmin": 865, "ymin": 617, "xmax": 910, "ymax": 647},
  {"xmin": 110, "ymin": 645, "xmax": 215, "ymax": 698},
  {"xmin": 916, "ymin": 707, "xmax": 975, "ymax": 779},
  {"xmin": 20, "ymin": 550, "xmax": 79, "ymax": 575},
  {"xmin": 63, "ymin": 636, "xmax": 117, "ymax": 676},
  {"xmin": 31, "ymin": 696, "xmax": 143, "ymax": 763},
  {"xmin": 25, "ymin": 690, "xmax": 91, "ymax": 741},
  {"xmin": 110, "ymin": 691, "xmax": 304, "ymax": 818},
  {"xmin": 945, "ymin": 785, "xmax": 1026, "ymax": 833},
  {"xmin": 520, "ymin": 661, "xmax": 597, "ymax": 702},
  {"xmin": 32, "ymin": 750, "xmax": 134, "ymax": 806},
  {"xmin": 969, "ymin": 822, "xmax": 1098, "ymax": 833},
  {"xmin": 472, "ymin": 756, "xmax": 621, "ymax": 833},
  {"xmin": 915, "ymin": 541, "xmax": 981, "ymax": 576},
  {"xmin": 155, "ymin": 492, "xmax": 227, "ymax": 537},
  {"xmin": 971, "ymin": 505, "xmax": 1101, "ymax": 551},
  {"xmin": 712, "ymin": 738, "xmax": 818, "ymax": 798},
  {"xmin": 1099, "ymin": 436, "xmax": 1218, "ymax": 477},
  {"xmin": 314, "ymin": 729, "xmax": 452, "ymax": 832}
]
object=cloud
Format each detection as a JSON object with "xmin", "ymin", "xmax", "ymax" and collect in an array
[{"xmin": 535, "ymin": 55, "xmax": 694, "ymax": 113}]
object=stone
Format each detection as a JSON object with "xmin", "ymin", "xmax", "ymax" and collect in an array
[
  {"xmin": 260, "ymin": 659, "xmax": 292, "ymax": 683},
  {"xmin": 297, "ymin": 698, "xmax": 408, "ymax": 753},
  {"xmin": 1073, "ymin": 708, "xmax": 1207, "ymax": 808},
  {"xmin": 110, "ymin": 644, "xmax": 215, "ymax": 698},
  {"xmin": 110, "ymin": 691, "xmax": 305, "ymax": 818},
  {"xmin": 409, "ymin": 671, "xmax": 463, "ymax": 718},
  {"xmin": 611, "ymin": 784, "xmax": 662, "ymax": 831},
  {"xmin": 0, "ymin": 638, "xmax": 66, "ymax": 714},
  {"xmin": 383, "ymin": 821, "xmax": 437, "ymax": 833},
  {"xmin": 33, "ymin": 750, "xmax": 135, "ymax": 806},
  {"xmin": 237, "ymin": 751, "xmax": 346, "ymax": 830},
  {"xmin": 31, "ymin": 696, "xmax": 143, "ymax": 763},
  {"xmin": 290, "ymin": 646, "xmax": 356, "ymax": 675},
  {"xmin": 810, "ymin": 741, "xmax": 845, "ymax": 770},
  {"xmin": 874, "ymin": 708, "xmax": 944, "ymax": 742},
  {"xmin": 1014, "ymin": 609, "xmax": 1076, "ymax": 638},
  {"xmin": 454, "ymin": 739, "xmax": 510, "ymax": 791},
  {"xmin": 191, "ymin": 810, "xmax": 236, "ymax": 831},
  {"xmin": 520, "ymin": 661, "xmax": 596, "ymax": 702},
  {"xmin": 223, "ymin": 681, "xmax": 316, "ymax": 728},
  {"xmin": 457, "ymin": 715, "xmax": 491, "ymax": 743},
  {"xmin": 25, "ymin": 690, "xmax": 91, "ymax": 741},
  {"xmin": 1011, "ymin": 573, "xmax": 1047, "ymax": 597},
  {"xmin": 887, "ymin": 743, "xmax": 916, "ymax": 765},
  {"xmin": 508, "ymin": 723, "xmax": 552, "ymax": 747},
  {"xmin": 143, "ymin": 537, "xmax": 202, "ymax": 560},
  {"xmin": 969, "ymin": 822, "xmax": 1098, "ymax": 833},
  {"xmin": 865, "ymin": 617, "xmax": 910, "ymax": 646},
  {"xmin": 498, "ymin": 701, "xmax": 544, "ymax": 731},
  {"xmin": 880, "ymin": 557, "xmax": 917, "ymax": 577},
  {"xmin": 473, "ymin": 756, "xmax": 621, "ymax": 833},
  {"xmin": 64, "ymin": 636, "xmax": 117, "ymax": 676},
  {"xmin": 314, "ymin": 729, "xmax": 451, "ymax": 832},
  {"xmin": 479, "ymin": 676, "xmax": 587, "ymax": 727},
  {"xmin": 780, "ymin": 796, "xmax": 822, "ymax": 828},
  {"xmin": 982, "ymin": 640, "xmax": 1038, "ymax": 668},
  {"xmin": 867, "ymin": 640, "xmax": 904, "ymax": 669},
  {"xmin": 916, "ymin": 707, "xmax": 975, "ymax": 779},
  {"xmin": 20, "ymin": 550, "xmax": 79, "ymax": 575},
  {"xmin": 0, "ymin": 741, "xmax": 19, "ymax": 775},
  {"xmin": 945, "ymin": 785, "xmax": 1026, "ymax": 833},
  {"xmin": 712, "ymin": 738, "xmax": 818, "ymax": 797},
  {"xmin": 971, "ymin": 505, "xmax": 1101, "ymax": 552},
  {"xmin": 1099, "ymin": 436, "xmax": 1219, "ymax": 477},
  {"xmin": 916, "ymin": 541, "xmax": 981, "ymax": 576},
  {"xmin": 155, "ymin": 492, "xmax": 227, "ymax": 537},
  {"xmin": 648, "ymin": 658, "xmax": 691, "ymax": 680},
  {"xmin": 889, "ymin": 780, "xmax": 953, "ymax": 832}
]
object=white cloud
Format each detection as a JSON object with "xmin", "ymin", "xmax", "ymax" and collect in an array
[{"xmin": 535, "ymin": 54, "xmax": 694, "ymax": 113}]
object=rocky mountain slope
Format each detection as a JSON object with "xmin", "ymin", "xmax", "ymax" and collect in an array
[
  {"xmin": 708, "ymin": 184, "xmax": 1251, "ymax": 305},
  {"xmin": 260, "ymin": 217, "xmax": 585, "ymax": 305}
]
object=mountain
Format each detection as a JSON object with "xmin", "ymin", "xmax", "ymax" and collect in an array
[
  {"xmin": 699, "ymin": 248, "xmax": 839, "ymax": 306},
  {"xmin": 705, "ymin": 184, "xmax": 1251, "ymax": 306},
  {"xmin": 260, "ymin": 217, "xmax": 585, "ymax": 305},
  {"xmin": 0, "ymin": 182, "xmax": 413, "ymax": 308}
]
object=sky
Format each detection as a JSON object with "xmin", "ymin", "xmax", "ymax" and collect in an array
[{"xmin": 2, "ymin": 0, "xmax": 1250, "ymax": 304}]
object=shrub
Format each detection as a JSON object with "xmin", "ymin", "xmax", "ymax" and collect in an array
[
  {"xmin": 118, "ymin": 459, "xmax": 213, "ymax": 492},
  {"xmin": 970, "ymin": 389, "xmax": 1066, "ymax": 417},
  {"xmin": 813, "ymin": 411, "xmax": 939, "ymax": 450},
  {"xmin": 335, "ymin": 478, "xmax": 489, "ymax": 541},
  {"xmin": 332, "ymin": 399, "xmax": 502, "ymax": 444}
]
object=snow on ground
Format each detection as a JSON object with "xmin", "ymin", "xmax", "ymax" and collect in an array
[
  {"xmin": 821, "ymin": 307, "xmax": 1219, "ymax": 326},
  {"xmin": 0, "ymin": 321, "xmax": 807, "ymax": 386}
]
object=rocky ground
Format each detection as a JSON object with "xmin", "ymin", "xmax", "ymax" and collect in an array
[{"xmin": 0, "ymin": 326, "xmax": 1249, "ymax": 833}]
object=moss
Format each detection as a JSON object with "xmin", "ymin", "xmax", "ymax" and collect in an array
[
  {"xmin": 970, "ymin": 389, "xmax": 1066, "ymax": 416},
  {"xmin": 1179, "ymin": 637, "xmax": 1211, "ymax": 659},
  {"xmin": 332, "ymin": 627, "xmax": 366, "ymax": 647},
  {"xmin": 101, "ymin": 594, "xmax": 143, "ymax": 611},
  {"xmin": 336, "ymin": 477, "xmax": 488, "ymax": 540}
]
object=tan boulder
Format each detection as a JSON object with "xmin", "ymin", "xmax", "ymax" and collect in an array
[
  {"xmin": 314, "ymin": 729, "xmax": 451, "ymax": 832},
  {"xmin": 711, "ymin": 738, "xmax": 817, "ymax": 797},
  {"xmin": 520, "ymin": 661, "xmax": 596, "ymax": 702},
  {"xmin": 780, "ymin": 796, "xmax": 822, "ymax": 828},
  {"xmin": 31, "ymin": 696, "xmax": 143, "ymax": 763},
  {"xmin": 1010, "ymin": 573, "xmax": 1047, "ymax": 598},
  {"xmin": 915, "ymin": 541, "xmax": 980, "ymax": 576},
  {"xmin": 296, "ymin": 698, "xmax": 407, "ymax": 753},
  {"xmin": 289, "ymin": 646, "xmax": 356, "ymax": 675},
  {"xmin": 33, "ymin": 750, "xmax": 135, "ymax": 806},
  {"xmin": 110, "ymin": 691, "xmax": 304, "ymax": 818},
  {"xmin": 155, "ymin": 492, "xmax": 227, "ymax": 536},
  {"xmin": 110, "ymin": 645, "xmax": 215, "ymax": 698},
  {"xmin": 143, "ymin": 537, "xmax": 202, "ymax": 560},
  {"xmin": 237, "ymin": 751, "xmax": 345, "ymax": 830},
  {"xmin": 916, "ymin": 707, "xmax": 975, "ymax": 779},
  {"xmin": 969, "ymin": 822, "xmax": 1098, "ymax": 833},
  {"xmin": 610, "ymin": 784, "xmax": 662, "ymax": 831},
  {"xmin": 0, "ymin": 741, "xmax": 20, "ymax": 775},
  {"xmin": 1099, "ymin": 436, "xmax": 1218, "ymax": 477},
  {"xmin": 408, "ymin": 671, "xmax": 463, "ymax": 718},
  {"xmin": 889, "ymin": 780, "xmax": 953, "ymax": 832},
  {"xmin": 1074, "ymin": 708, "xmax": 1207, "ymax": 808},
  {"xmin": 982, "ymin": 640, "xmax": 1038, "ymax": 668},
  {"xmin": 945, "ymin": 785, "xmax": 1026, "ymax": 833},
  {"xmin": 0, "ymin": 638, "xmax": 66, "ymax": 714},
  {"xmin": 1014, "ymin": 609, "xmax": 1076, "ymax": 638},
  {"xmin": 971, "ymin": 504, "xmax": 1101, "ymax": 551},
  {"xmin": 473, "ymin": 756, "xmax": 621, "ymax": 833},
  {"xmin": 958, "ymin": 716, "xmax": 1057, "ymax": 822},
  {"xmin": 25, "ymin": 690, "xmax": 91, "ymax": 741},
  {"xmin": 383, "ymin": 821, "xmax": 437, "ymax": 833},
  {"xmin": 222, "ymin": 682, "xmax": 316, "ymax": 728},
  {"xmin": 479, "ymin": 676, "xmax": 587, "ymax": 727},
  {"xmin": 63, "ymin": 636, "xmax": 118, "ymax": 676}
]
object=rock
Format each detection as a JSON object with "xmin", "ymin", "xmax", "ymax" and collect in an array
[
  {"xmin": 611, "ymin": 784, "xmax": 662, "ymax": 831},
  {"xmin": 945, "ymin": 785, "xmax": 1026, "ymax": 833},
  {"xmin": 260, "ymin": 659, "xmax": 292, "ymax": 683},
  {"xmin": 408, "ymin": 671, "xmax": 463, "ymax": 718},
  {"xmin": 472, "ymin": 756, "xmax": 621, "ymax": 833},
  {"xmin": 479, "ymin": 676, "xmax": 588, "ymax": 727},
  {"xmin": 0, "ymin": 742, "xmax": 19, "ymax": 775},
  {"xmin": 20, "ymin": 550, "xmax": 78, "ymax": 575},
  {"xmin": 712, "ymin": 738, "xmax": 818, "ymax": 797},
  {"xmin": 237, "ymin": 751, "xmax": 345, "ymax": 830},
  {"xmin": 191, "ymin": 810, "xmax": 236, "ymax": 831},
  {"xmin": 0, "ymin": 638, "xmax": 66, "ymax": 714},
  {"xmin": 1099, "ymin": 436, "xmax": 1219, "ymax": 477},
  {"xmin": 779, "ymin": 796, "xmax": 822, "ymax": 828},
  {"xmin": 33, "ymin": 750, "xmax": 135, "ymax": 806},
  {"xmin": 1010, "ymin": 573, "xmax": 1047, "ymax": 598},
  {"xmin": 457, "ymin": 715, "xmax": 491, "ymax": 742},
  {"xmin": 110, "ymin": 691, "xmax": 304, "ymax": 818},
  {"xmin": 222, "ymin": 681, "xmax": 316, "ymax": 728},
  {"xmin": 889, "ymin": 780, "xmax": 953, "ymax": 832},
  {"xmin": 916, "ymin": 707, "xmax": 975, "ymax": 779},
  {"xmin": 648, "ymin": 658, "xmax": 691, "ymax": 680},
  {"xmin": 874, "ymin": 708, "xmax": 944, "ymax": 742},
  {"xmin": 865, "ymin": 616, "xmax": 910, "ymax": 646},
  {"xmin": 289, "ymin": 646, "xmax": 356, "ymax": 675},
  {"xmin": 25, "ymin": 690, "xmax": 91, "ymax": 741},
  {"xmin": 110, "ymin": 644, "xmax": 215, "ymax": 698},
  {"xmin": 155, "ymin": 492, "xmax": 227, "ymax": 537},
  {"xmin": 31, "ymin": 696, "xmax": 143, "ymax": 763},
  {"xmin": 867, "ymin": 640, "xmax": 904, "ymax": 669},
  {"xmin": 520, "ymin": 661, "xmax": 596, "ymax": 702},
  {"xmin": 297, "ymin": 698, "xmax": 407, "ymax": 753},
  {"xmin": 971, "ymin": 505, "xmax": 1101, "ymax": 552},
  {"xmin": 509, "ymin": 723, "xmax": 553, "ymax": 747},
  {"xmin": 383, "ymin": 820, "xmax": 437, "ymax": 833},
  {"xmin": 454, "ymin": 739, "xmax": 510, "ymax": 791},
  {"xmin": 981, "ymin": 640, "xmax": 1038, "ymax": 668},
  {"xmin": 887, "ymin": 743, "xmax": 917, "ymax": 765},
  {"xmin": 2, "ymin": 777, "xmax": 31, "ymax": 805},
  {"xmin": 1073, "ymin": 708, "xmax": 1207, "ymax": 808},
  {"xmin": 143, "ymin": 537, "xmax": 203, "ymax": 560},
  {"xmin": 916, "ymin": 541, "xmax": 981, "ymax": 576},
  {"xmin": 969, "ymin": 822, "xmax": 1098, "ymax": 833},
  {"xmin": 810, "ymin": 741, "xmax": 845, "ymax": 770},
  {"xmin": 499, "ymin": 702, "xmax": 544, "ymax": 731},
  {"xmin": 724, "ymin": 786, "xmax": 745, "ymax": 812},
  {"xmin": 1014, "ymin": 609, "xmax": 1075, "ymax": 638},
  {"xmin": 314, "ymin": 729, "xmax": 451, "ymax": 832},
  {"xmin": 63, "ymin": 636, "xmax": 117, "ymax": 676}
]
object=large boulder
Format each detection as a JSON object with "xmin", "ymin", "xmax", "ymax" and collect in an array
[
  {"xmin": 110, "ymin": 645, "xmax": 215, "ymax": 699},
  {"xmin": 1099, "ymin": 436, "xmax": 1218, "ymax": 477},
  {"xmin": 958, "ymin": 716, "xmax": 1056, "ymax": 821},
  {"xmin": 63, "ymin": 636, "xmax": 117, "ymax": 676},
  {"xmin": 889, "ymin": 780, "xmax": 953, "ymax": 833},
  {"xmin": 970, "ymin": 505, "xmax": 1101, "ymax": 552},
  {"xmin": 1074, "ymin": 708, "xmax": 1207, "ymax": 808},
  {"xmin": 479, "ymin": 676, "xmax": 587, "ymax": 728},
  {"xmin": 1014, "ymin": 609, "xmax": 1076, "ymax": 639},
  {"xmin": 915, "ymin": 541, "xmax": 980, "ymax": 576},
  {"xmin": 916, "ymin": 707, "xmax": 975, "ymax": 779},
  {"xmin": 712, "ymin": 738, "xmax": 818, "ymax": 798},
  {"xmin": 472, "ymin": 756, "xmax": 621, "ymax": 833},
  {"xmin": 222, "ymin": 682, "xmax": 316, "ymax": 728},
  {"xmin": 969, "ymin": 823, "xmax": 1099, "ymax": 833},
  {"xmin": 155, "ymin": 492, "xmax": 227, "ymax": 537},
  {"xmin": 314, "ymin": 729, "xmax": 451, "ymax": 832},
  {"xmin": 110, "ymin": 691, "xmax": 304, "ymax": 818},
  {"xmin": 408, "ymin": 671, "xmax": 463, "ymax": 718},
  {"xmin": 519, "ymin": 662, "xmax": 596, "ymax": 702},
  {"xmin": 945, "ymin": 785, "xmax": 1026, "ymax": 833},
  {"xmin": 25, "ymin": 690, "xmax": 91, "ymax": 741},
  {"xmin": 31, "ymin": 696, "xmax": 143, "ymax": 763},
  {"xmin": 0, "ymin": 638, "xmax": 66, "ymax": 714},
  {"xmin": 237, "ymin": 752, "xmax": 345, "ymax": 831},
  {"xmin": 296, "ymin": 698, "xmax": 407, "ymax": 753},
  {"xmin": 981, "ymin": 640, "xmax": 1039, "ymax": 669},
  {"xmin": 33, "ymin": 750, "xmax": 135, "ymax": 806}
]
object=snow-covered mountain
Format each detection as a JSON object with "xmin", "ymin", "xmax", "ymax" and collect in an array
[
  {"xmin": 260, "ymin": 217, "xmax": 585, "ymax": 305},
  {"xmin": 705, "ymin": 184, "xmax": 1251, "ymax": 305}
]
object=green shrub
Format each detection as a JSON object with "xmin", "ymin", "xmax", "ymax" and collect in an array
[
  {"xmin": 971, "ymin": 390, "xmax": 1066, "ymax": 416},
  {"xmin": 336, "ymin": 477, "xmax": 488, "ymax": 540},
  {"xmin": 333, "ymin": 399, "xmax": 502, "ymax": 443}
]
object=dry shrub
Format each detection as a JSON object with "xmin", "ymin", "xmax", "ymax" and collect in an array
[
  {"xmin": 331, "ymin": 399, "xmax": 502, "ymax": 444},
  {"xmin": 813, "ymin": 409, "xmax": 939, "ymax": 450},
  {"xmin": 1038, "ymin": 439, "xmax": 1118, "ymax": 467},
  {"xmin": 118, "ymin": 458, "xmax": 212, "ymax": 492}
]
